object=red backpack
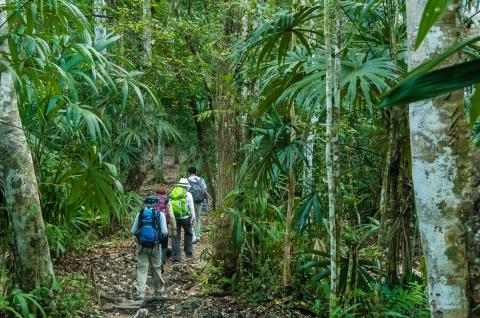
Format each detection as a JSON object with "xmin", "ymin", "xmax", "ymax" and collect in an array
[{"xmin": 156, "ymin": 194, "xmax": 170, "ymax": 223}]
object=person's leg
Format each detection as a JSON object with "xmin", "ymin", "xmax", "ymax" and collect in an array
[
  {"xmin": 149, "ymin": 246, "xmax": 166, "ymax": 296},
  {"xmin": 172, "ymin": 219, "xmax": 182, "ymax": 261},
  {"xmin": 134, "ymin": 245, "xmax": 149, "ymax": 299},
  {"xmin": 183, "ymin": 217, "xmax": 193, "ymax": 257},
  {"xmin": 161, "ymin": 236, "xmax": 168, "ymax": 262},
  {"xmin": 159, "ymin": 236, "xmax": 168, "ymax": 273},
  {"xmin": 193, "ymin": 202, "xmax": 202, "ymax": 241}
]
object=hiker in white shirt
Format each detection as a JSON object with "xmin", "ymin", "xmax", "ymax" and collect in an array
[{"xmin": 187, "ymin": 167, "xmax": 210, "ymax": 243}]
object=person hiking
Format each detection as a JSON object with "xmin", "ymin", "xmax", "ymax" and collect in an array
[
  {"xmin": 187, "ymin": 167, "xmax": 210, "ymax": 243},
  {"xmin": 154, "ymin": 186, "xmax": 176, "ymax": 270},
  {"xmin": 131, "ymin": 195, "xmax": 168, "ymax": 300},
  {"xmin": 170, "ymin": 178, "xmax": 195, "ymax": 262}
]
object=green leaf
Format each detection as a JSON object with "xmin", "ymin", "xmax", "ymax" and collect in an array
[
  {"xmin": 415, "ymin": 0, "xmax": 449, "ymax": 50},
  {"xmin": 381, "ymin": 59, "xmax": 480, "ymax": 106},
  {"xmin": 470, "ymin": 84, "xmax": 480, "ymax": 127},
  {"xmin": 381, "ymin": 36, "xmax": 480, "ymax": 106}
]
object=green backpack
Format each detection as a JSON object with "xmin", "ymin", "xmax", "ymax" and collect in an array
[{"xmin": 169, "ymin": 187, "xmax": 190, "ymax": 218}]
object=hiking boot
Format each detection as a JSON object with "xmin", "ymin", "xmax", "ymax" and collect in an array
[{"xmin": 154, "ymin": 287, "xmax": 165, "ymax": 297}]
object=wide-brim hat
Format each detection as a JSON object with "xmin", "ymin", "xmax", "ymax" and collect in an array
[{"xmin": 176, "ymin": 178, "xmax": 190, "ymax": 187}]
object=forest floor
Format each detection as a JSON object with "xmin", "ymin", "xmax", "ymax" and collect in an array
[
  {"xmin": 59, "ymin": 217, "xmax": 316, "ymax": 318},
  {"xmin": 58, "ymin": 149, "xmax": 317, "ymax": 317}
]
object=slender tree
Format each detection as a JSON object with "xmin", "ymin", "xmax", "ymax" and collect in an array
[
  {"xmin": 94, "ymin": 0, "xmax": 107, "ymax": 47},
  {"xmin": 0, "ymin": 1, "xmax": 54, "ymax": 289},
  {"xmin": 283, "ymin": 0, "xmax": 298, "ymax": 288},
  {"xmin": 324, "ymin": 0, "xmax": 339, "ymax": 312}
]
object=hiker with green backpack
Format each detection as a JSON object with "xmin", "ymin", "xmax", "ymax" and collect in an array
[{"xmin": 170, "ymin": 178, "xmax": 196, "ymax": 262}]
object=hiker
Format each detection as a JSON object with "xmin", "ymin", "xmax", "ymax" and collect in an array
[
  {"xmin": 187, "ymin": 167, "xmax": 209, "ymax": 243},
  {"xmin": 154, "ymin": 186, "xmax": 176, "ymax": 268},
  {"xmin": 170, "ymin": 178, "xmax": 195, "ymax": 262},
  {"xmin": 131, "ymin": 195, "xmax": 168, "ymax": 300}
]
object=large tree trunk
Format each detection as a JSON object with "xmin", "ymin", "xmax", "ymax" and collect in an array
[
  {"xmin": 189, "ymin": 99, "xmax": 217, "ymax": 206},
  {"xmin": 212, "ymin": 3, "xmax": 244, "ymax": 274},
  {"xmin": 0, "ymin": 6, "xmax": 54, "ymax": 289},
  {"xmin": 406, "ymin": 1, "xmax": 474, "ymax": 315},
  {"xmin": 212, "ymin": 59, "xmax": 238, "ymax": 275}
]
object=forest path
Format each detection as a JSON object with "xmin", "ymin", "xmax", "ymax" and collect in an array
[{"xmin": 59, "ymin": 147, "xmax": 316, "ymax": 317}]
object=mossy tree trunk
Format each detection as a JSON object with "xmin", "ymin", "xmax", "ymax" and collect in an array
[
  {"xmin": 0, "ymin": 5, "xmax": 54, "ymax": 289},
  {"xmin": 212, "ymin": 2, "xmax": 243, "ymax": 275},
  {"xmin": 406, "ymin": 0, "xmax": 477, "ymax": 315}
]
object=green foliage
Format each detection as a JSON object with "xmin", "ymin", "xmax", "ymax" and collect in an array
[
  {"xmin": 415, "ymin": 0, "xmax": 449, "ymax": 50},
  {"xmin": 0, "ymin": 275, "xmax": 100, "ymax": 318},
  {"xmin": 381, "ymin": 282, "xmax": 429, "ymax": 317},
  {"xmin": 380, "ymin": 36, "xmax": 480, "ymax": 107},
  {"xmin": 0, "ymin": 288, "xmax": 46, "ymax": 318}
]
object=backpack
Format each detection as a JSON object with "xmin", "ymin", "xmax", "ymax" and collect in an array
[
  {"xmin": 169, "ymin": 187, "xmax": 190, "ymax": 218},
  {"xmin": 137, "ymin": 208, "xmax": 161, "ymax": 247},
  {"xmin": 188, "ymin": 178, "xmax": 206, "ymax": 204},
  {"xmin": 156, "ymin": 194, "xmax": 171, "ymax": 223}
]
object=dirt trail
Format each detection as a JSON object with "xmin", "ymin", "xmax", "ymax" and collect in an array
[{"xmin": 59, "ymin": 147, "xmax": 317, "ymax": 317}]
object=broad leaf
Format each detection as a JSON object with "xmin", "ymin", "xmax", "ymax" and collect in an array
[{"xmin": 415, "ymin": 0, "xmax": 449, "ymax": 50}]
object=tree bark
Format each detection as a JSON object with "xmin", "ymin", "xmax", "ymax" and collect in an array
[
  {"xmin": 94, "ymin": 0, "xmax": 107, "ymax": 48},
  {"xmin": 283, "ymin": 0, "xmax": 298, "ymax": 289},
  {"xmin": 124, "ymin": 150, "xmax": 152, "ymax": 192},
  {"xmin": 156, "ymin": 130, "xmax": 165, "ymax": 182},
  {"xmin": 212, "ymin": 59, "xmax": 238, "ymax": 275},
  {"xmin": 0, "ymin": 5, "xmax": 54, "ymax": 289},
  {"xmin": 324, "ymin": 0, "xmax": 339, "ymax": 312},
  {"xmin": 189, "ymin": 98, "xmax": 217, "ymax": 206},
  {"xmin": 406, "ymin": 1, "xmax": 473, "ymax": 315},
  {"xmin": 142, "ymin": 0, "xmax": 152, "ymax": 65}
]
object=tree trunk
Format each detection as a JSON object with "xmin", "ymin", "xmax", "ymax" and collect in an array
[
  {"xmin": 156, "ymin": 130, "xmax": 165, "ymax": 182},
  {"xmin": 124, "ymin": 150, "xmax": 152, "ymax": 192},
  {"xmin": 406, "ymin": 1, "xmax": 473, "ymax": 315},
  {"xmin": 142, "ymin": 0, "xmax": 152, "ymax": 65},
  {"xmin": 0, "ymin": 6, "xmax": 54, "ymax": 289},
  {"xmin": 324, "ymin": 0, "xmax": 339, "ymax": 312},
  {"xmin": 189, "ymin": 98, "xmax": 217, "ymax": 206},
  {"xmin": 333, "ymin": 1, "xmax": 342, "ymax": 304},
  {"xmin": 212, "ymin": 59, "xmax": 238, "ymax": 275},
  {"xmin": 94, "ymin": 0, "xmax": 107, "ymax": 48},
  {"xmin": 302, "ymin": 111, "xmax": 319, "ymax": 196},
  {"xmin": 282, "ymin": 0, "xmax": 298, "ymax": 289}
]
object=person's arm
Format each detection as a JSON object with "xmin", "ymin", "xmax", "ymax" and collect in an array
[
  {"xmin": 168, "ymin": 202, "xmax": 177, "ymax": 234},
  {"xmin": 159, "ymin": 213, "xmax": 168, "ymax": 237},
  {"xmin": 131, "ymin": 213, "xmax": 140, "ymax": 235},
  {"xmin": 187, "ymin": 192, "xmax": 195, "ymax": 222}
]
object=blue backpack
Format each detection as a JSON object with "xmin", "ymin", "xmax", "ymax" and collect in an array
[{"xmin": 137, "ymin": 208, "xmax": 160, "ymax": 247}]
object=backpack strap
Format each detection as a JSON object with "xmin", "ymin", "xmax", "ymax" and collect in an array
[{"xmin": 189, "ymin": 177, "xmax": 205, "ymax": 191}]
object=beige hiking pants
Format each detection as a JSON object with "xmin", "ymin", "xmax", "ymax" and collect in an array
[{"xmin": 134, "ymin": 244, "xmax": 165, "ymax": 297}]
